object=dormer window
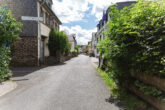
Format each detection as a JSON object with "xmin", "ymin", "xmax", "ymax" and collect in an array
[
  {"xmin": 40, "ymin": 7, "xmax": 43, "ymax": 17},
  {"xmin": 46, "ymin": 13, "xmax": 49, "ymax": 25},
  {"xmin": 48, "ymin": 3, "xmax": 51, "ymax": 7},
  {"xmin": 45, "ymin": 0, "xmax": 52, "ymax": 8}
]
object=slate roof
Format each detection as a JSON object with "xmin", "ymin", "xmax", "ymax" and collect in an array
[
  {"xmin": 97, "ymin": 1, "xmax": 136, "ymax": 29},
  {"xmin": 116, "ymin": 1, "xmax": 136, "ymax": 11}
]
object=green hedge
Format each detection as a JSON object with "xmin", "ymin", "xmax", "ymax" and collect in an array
[
  {"xmin": 98, "ymin": 0, "xmax": 165, "ymax": 81},
  {"xmin": 70, "ymin": 49, "xmax": 78, "ymax": 53},
  {"xmin": 48, "ymin": 29, "xmax": 70, "ymax": 56},
  {"xmin": 97, "ymin": 0, "xmax": 165, "ymax": 104},
  {"xmin": 0, "ymin": 45, "xmax": 12, "ymax": 82},
  {"xmin": 0, "ymin": 6, "xmax": 22, "ymax": 82}
]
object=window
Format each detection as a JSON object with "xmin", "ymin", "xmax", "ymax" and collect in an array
[
  {"xmin": 40, "ymin": 7, "xmax": 43, "ymax": 17},
  {"xmin": 48, "ymin": 3, "xmax": 51, "ymax": 7},
  {"xmin": 55, "ymin": 23, "xmax": 58, "ymax": 30},
  {"xmin": 98, "ymin": 24, "xmax": 100, "ymax": 30},
  {"xmin": 49, "ymin": 16, "xmax": 53, "ymax": 27},
  {"xmin": 50, "ymin": 20, "xmax": 54, "ymax": 28},
  {"xmin": 53, "ymin": 22, "xmax": 55, "ymax": 28},
  {"xmin": 46, "ymin": 13, "xmax": 49, "ymax": 25}
]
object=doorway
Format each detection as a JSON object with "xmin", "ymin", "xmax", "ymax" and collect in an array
[{"xmin": 40, "ymin": 36, "xmax": 45, "ymax": 65}]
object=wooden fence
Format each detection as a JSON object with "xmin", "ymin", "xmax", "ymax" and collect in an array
[{"xmin": 125, "ymin": 73, "xmax": 165, "ymax": 110}]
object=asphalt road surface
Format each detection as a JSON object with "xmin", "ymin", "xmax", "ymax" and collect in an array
[{"xmin": 0, "ymin": 55, "xmax": 120, "ymax": 110}]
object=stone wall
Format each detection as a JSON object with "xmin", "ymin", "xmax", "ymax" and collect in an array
[
  {"xmin": 46, "ymin": 53, "xmax": 78, "ymax": 66},
  {"xmin": 11, "ymin": 37, "xmax": 39, "ymax": 66},
  {"xmin": 45, "ymin": 56, "xmax": 59, "ymax": 65}
]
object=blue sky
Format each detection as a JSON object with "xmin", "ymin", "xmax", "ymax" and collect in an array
[
  {"xmin": 62, "ymin": 13, "xmax": 98, "ymax": 30},
  {"xmin": 52, "ymin": 0, "xmax": 134, "ymax": 44},
  {"xmin": 62, "ymin": 4, "xmax": 99, "ymax": 30}
]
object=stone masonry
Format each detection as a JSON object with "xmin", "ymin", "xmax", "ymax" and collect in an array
[
  {"xmin": 11, "ymin": 37, "xmax": 39, "ymax": 66},
  {"xmin": 0, "ymin": 0, "xmax": 61, "ymax": 66},
  {"xmin": 0, "ymin": 0, "xmax": 39, "ymax": 66}
]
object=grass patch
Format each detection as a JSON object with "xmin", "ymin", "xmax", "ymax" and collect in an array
[
  {"xmin": 97, "ymin": 68, "xmax": 156, "ymax": 110},
  {"xmin": 97, "ymin": 68, "xmax": 117, "ymax": 95}
]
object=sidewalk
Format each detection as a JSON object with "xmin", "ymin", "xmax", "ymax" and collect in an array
[
  {"xmin": 0, "ymin": 81, "xmax": 17, "ymax": 97},
  {"xmin": 90, "ymin": 57, "xmax": 99, "ymax": 69}
]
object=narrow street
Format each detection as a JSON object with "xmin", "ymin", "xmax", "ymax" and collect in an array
[{"xmin": 0, "ymin": 55, "xmax": 120, "ymax": 110}]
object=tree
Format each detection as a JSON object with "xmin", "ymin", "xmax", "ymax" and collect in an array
[
  {"xmin": 97, "ymin": 0, "xmax": 165, "ymax": 102},
  {"xmin": 0, "ymin": 6, "xmax": 22, "ymax": 82},
  {"xmin": 48, "ymin": 29, "xmax": 70, "ymax": 56}
]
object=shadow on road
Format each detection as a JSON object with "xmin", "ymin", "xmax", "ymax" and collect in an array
[
  {"xmin": 48, "ymin": 62, "xmax": 66, "ymax": 66},
  {"xmin": 105, "ymin": 95, "xmax": 123, "ymax": 109},
  {"xmin": 10, "ymin": 62, "xmax": 66, "ymax": 78},
  {"xmin": 10, "ymin": 66, "xmax": 47, "ymax": 77}
]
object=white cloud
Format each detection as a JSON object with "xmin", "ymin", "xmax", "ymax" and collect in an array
[
  {"xmin": 52, "ymin": 0, "xmax": 135, "ymax": 23},
  {"xmin": 61, "ymin": 25, "xmax": 96, "ymax": 45},
  {"xmin": 52, "ymin": 0, "xmax": 136, "ymax": 44},
  {"xmin": 88, "ymin": 0, "xmax": 112, "ymax": 20},
  {"xmin": 52, "ymin": 0, "xmax": 89, "ymax": 23},
  {"xmin": 88, "ymin": 0, "xmax": 136, "ymax": 20},
  {"xmin": 51, "ymin": 0, "xmax": 111, "ymax": 44}
]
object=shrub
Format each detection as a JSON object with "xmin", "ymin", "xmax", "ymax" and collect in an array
[
  {"xmin": 98, "ymin": 0, "xmax": 165, "ymax": 83},
  {"xmin": 84, "ymin": 49, "xmax": 88, "ymax": 54},
  {"xmin": 70, "ymin": 49, "xmax": 78, "ymax": 57},
  {"xmin": 97, "ymin": 0, "xmax": 165, "ymax": 105},
  {"xmin": 0, "ymin": 6, "xmax": 22, "ymax": 82},
  {"xmin": 70, "ymin": 49, "xmax": 78, "ymax": 53},
  {"xmin": 0, "ymin": 6, "xmax": 22, "ymax": 45},
  {"xmin": 0, "ymin": 45, "xmax": 12, "ymax": 82},
  {"xmin": 48, "ymin": 29, "xmax": 70, "ymax": 56}
]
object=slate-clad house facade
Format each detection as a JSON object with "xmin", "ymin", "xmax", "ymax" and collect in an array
[
  {"xmin": 0, "ymin": 0, "xmax": 62, "ymax": 66},
  {"xmin": 92, "ymin": 1, "xmax": 136, "ymax": 58}
]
